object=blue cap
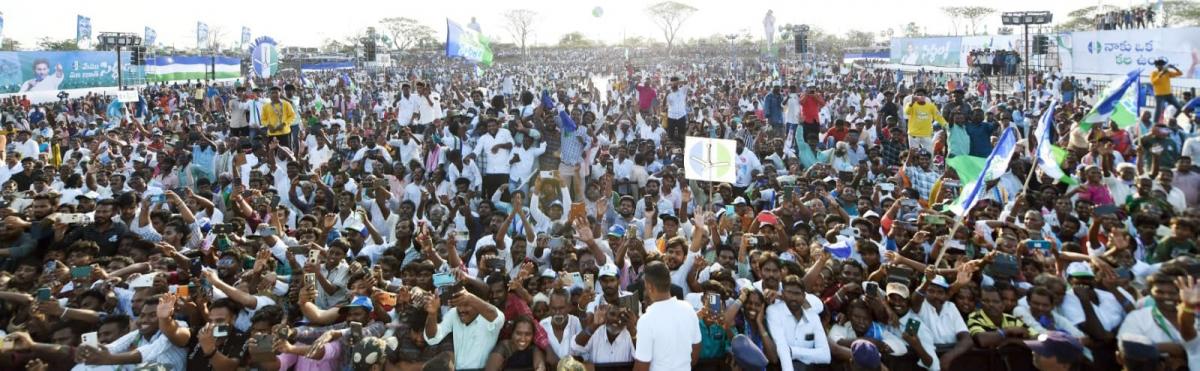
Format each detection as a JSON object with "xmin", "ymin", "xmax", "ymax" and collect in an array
[
  {"xmin": 731, "ymin": 334, "xmax": 769, "ymax": 369},
  {"xmin": 607, "ymin": 225, "xmax": 626, "ymax": 238},
  {"xmin": 340, "ymin": 295, "xmax": 373, "ymax": 313},
  {"xmin": 851, "ymin": 340, "xmax": 881, "ymax": 369},
  {"xmin": 1024, "ymin": 331, "xmax": 1083, "ymax": 364}
]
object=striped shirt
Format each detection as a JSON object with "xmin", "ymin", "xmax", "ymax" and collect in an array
[
  {"xmin": 966, "ymin": 310, "xmax": 1029, "ymax": 336},
  {"xmin": 573, "ymin": 325, "xmax": 636, "ymax": 365}
]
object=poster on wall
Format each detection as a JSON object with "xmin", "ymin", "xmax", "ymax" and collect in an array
[
  {"xmin": 1070, "ymin": 27, "xmax": 1200, "ymax": 79},
  {"xmin": 890, "ymin": 37, "xmax": 962, "ymax": 67},
  {"xmin": 0, "ymin": 51, "xmax": 123, "ymax": 94}
]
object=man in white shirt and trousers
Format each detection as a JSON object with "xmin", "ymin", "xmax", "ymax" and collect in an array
[{"xmin": 633, "ymin": 261, "xmax": 701, "ymax": 371}]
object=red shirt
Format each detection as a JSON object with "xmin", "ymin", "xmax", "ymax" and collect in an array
[
  {"xmin": 825, "ymin": 127, "xmax": 849, "ymax": 142},
  {"xmin": 800, "ymin": 94, "xmax": 825, "ymax": 123},
  {"xmin": 636, "ymin": 85, "xmax": 657, "ymax": 111}
]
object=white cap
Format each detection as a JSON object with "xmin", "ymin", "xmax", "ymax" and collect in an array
[
  {"xmin": 1066, "ymin": 262, "xmax": 1095, "ymax": 278},
  {"xmin": 598, "ymin": 263, "xmax": 619, "ymax": 278}
]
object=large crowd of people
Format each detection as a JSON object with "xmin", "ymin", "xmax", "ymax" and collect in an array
[
  {"xmin": 0, "ymin": 38, "xmax": 1195, "ymax": 371},
  {"xmin": 965, "ymin": 49, "xmax": 1021, "ymax": 77},
  {"xmin": 1094, "ymin": 5, "xmax": 1158, "ymax": 31}
]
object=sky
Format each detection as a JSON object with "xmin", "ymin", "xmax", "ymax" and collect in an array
[{"xmin": 0, "ymin": 0, "xmax": 1148, "ymax": 50}]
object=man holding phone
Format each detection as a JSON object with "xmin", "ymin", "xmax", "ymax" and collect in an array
[
  {"xmin": 1151, "ymin": 59, "xmax": 1184, "ymax": 124},
  {"xmin": 884, "ymin": 282, "xmax": 939, "ymax": 370}
]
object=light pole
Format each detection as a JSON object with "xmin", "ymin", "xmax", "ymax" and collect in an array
[
  {"xmin": 98, "ymin": 32, "xmax": 142, "ymax": 90},
  {"xmin": 1000, "ymin": 11, "xmax": 1052, "ymax": 119}
]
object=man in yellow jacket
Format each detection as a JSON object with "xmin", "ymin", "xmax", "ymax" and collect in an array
[
  {"xmin": 1151, "ymin": 59, "xmax": 1184, "ymax": 124},
  {"xmin": 260, "ymin": 86, "xmax": 297, "ymax": 147},
  {"xmin": 903, "ymin": 88, "xmax": 947, "ymax": 153}
]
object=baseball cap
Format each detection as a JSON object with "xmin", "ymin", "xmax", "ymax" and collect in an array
[
  {"xmin": 1024, "ymin": 331, "xmax": 1084, "ymax": 364},
  {"xmin": 340, "ymin": 295, "xmax": 373, "ymax": 313},
  {"xmin": 598, "ymin": 263, "xmax": 619, "ymax": 278},
  {"xmin": 928, "ymin": 275, "xmax": 950, "ymax": 289},
  {"xmin": 1118, "ymin": 334, "xmax": 1161, "ymax": 365},
  {"xmin": 886, "ymin": 282, "xmax": 910, "ymax": 299},
  {"xmin": 1066, "ymin": 262, "xmax": 1094, "ymax": 278},
  {"xmin": 851, "ymin": 340, "xmax": 882, "ymax": 369},
  {"xmin": 755, "ymin": 211, "xmax": 779, "ymax": 226},
  {"xmin": 732, "ymin": 197, "xmax": 747, "ymax": 205},
  {"xmin": 731, "ymin": 334, "xmax": 770, "ymax": 369},
  {"xmin": 607, "ymin": 225, "xmax": 626, "ymax": 238}
]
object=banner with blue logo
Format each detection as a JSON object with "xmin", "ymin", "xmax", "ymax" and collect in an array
[
  {"xmin": 889, "ymin": 37, "xmax": 961, "ymax": 67},
  {"xmin": 1070, "ymin": 27, "xmax": 1200, "ymax": 80},
  {"xmin": 0, "ymin": 51, "xmax": 131, "ymax": 94}
]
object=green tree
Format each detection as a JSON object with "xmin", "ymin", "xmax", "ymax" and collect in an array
[
  {"xmin": 903, "ymin": 22, "xmax": 922, "ymax": 37},
  {"xmin": 0, "ymin": 38, "xmax": 20, "ymax": 51},
  {"xmin": 844, "ymin": 30, "xmax": 876, "ymax": 48},
  {"xmin": 645, "ymin": 1, "xmax": 698, "ymax": 56},
  {"xmin": 379, "ymin": 17, "xmax": 436, "ymax": 52},
  {"xmin": 1160, "ymin": 0, "xmax": 1200, "ymax": 27},
  {"xmin": 941, "ymin": 6, "xmax": 995, "ymax": 35},
  {"xmin": 558, "ymin": 32, "xmax": 596, "ymax": 48},
  {"xmin": 37, "ymin": 38, "xmax": 80, "ymax": 51},
  {"xmin": 1055, "ymin": 5, "xmax": 1120, "ymax": 32}
]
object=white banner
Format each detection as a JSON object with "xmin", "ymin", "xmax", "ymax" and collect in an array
[
  {"xmin": 113, "ymin": 90, "xmax": 139, "ymax": 102},
  {"xmin": 1069, "ymin": 27, "xmax": 1200, "ymax": 80},
  {"xmin": 684, "ymin": 136, "xmax": 737, "ymax": 184}
]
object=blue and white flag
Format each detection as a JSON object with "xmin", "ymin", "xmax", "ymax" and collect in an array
[
  {"xmin": 197, "ymin": 22, "xmax": 209, "ymax": 49},
  {"xmin": 241, "ymin": 27, "xmax": 251, "ymax": 47},
  {"xmin": 1081, "ymin": 69, "xmax": 1141, "ymax": 130},
  {"xmin": 0, "ymin": 12, "xmax": 6, "ymax": 41},
  {"xmin": 950, "ymin": 126, "xmax": 1019, "ymax": 216},
  {"xmin": 1034, "ymin": 100, "xmax": 1077, "ymax": 186},
  {"xmin": 445, "ymin": 18, "xmax": 493, "ymax": 66},
  {"xmin": 144, "ymin": 27, "xmax": 157, "ymax": 47},
  {"xmin": 76, "ymin": 15, "xmax": 92, "ymax": 47},
  {"xmin": 823, "ymin": 237, "xmax": 854, "ymax": 259}
]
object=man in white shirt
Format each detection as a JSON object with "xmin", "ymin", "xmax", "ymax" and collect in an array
[
  {"xmin": 509, "ymin": 132, "xmax": 546, "ymax": 192},
  {"xmin": 884, "ymin": 282, "xmax": 940, "ymax": 370},
  {"xmin": 914, "ymin": 276, "xmax": 973, "ymax": 371},
  {"xmin": 1117, "ymin": 273, "xmax": 1199, "ymax": 370},
  {"xmin": 734, "ymin": 139, "xmax": 763, "ymax": 191},
  {"xmin": 229, "ymin": 88, "xmax": 251, "ymax": 137},
  {"xmin": 767, "ymin": 275, "xmax": 831, "ymax": 371},
  {"xmin": 415, "ymin": 82, "xmax": 442, "ymax": 128},
  {"xmin": 14, "ymin": 130, "xmax": 39, "ymax": 160},
  {"xmin": 471, "ymin": 117, "xmax": 514, "ymax": 199},
  {"xmin": 634, "ymin": 261, "xmax": 701, "ymax": 371},
  {"xmin": 574, "ymin": 300, "xmax": 636, "ymax": 365},
  {"xmin": 76, "ymin": 295, "xmax": 190, "ymax": 371},
  {"xmin": 665, "ymin": 77, "xmax": 689, "ymax": 147},
  {"xmin": 395, "ymin": 84, "xmax": 419, "ymax": 126}
]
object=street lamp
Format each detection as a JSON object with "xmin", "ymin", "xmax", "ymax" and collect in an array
[
  {"xmin": 1001, "ymin": 11, "xmax": 1052, "ymax": 117},
  {"xmin": 98, "ymin": 32, "xmax": 143, "ymax": 90}
]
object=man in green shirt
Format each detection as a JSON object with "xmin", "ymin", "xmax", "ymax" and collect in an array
[{"xmin": 1146, "ymin": 216, "xmax": 1198, "ymax": 263}]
